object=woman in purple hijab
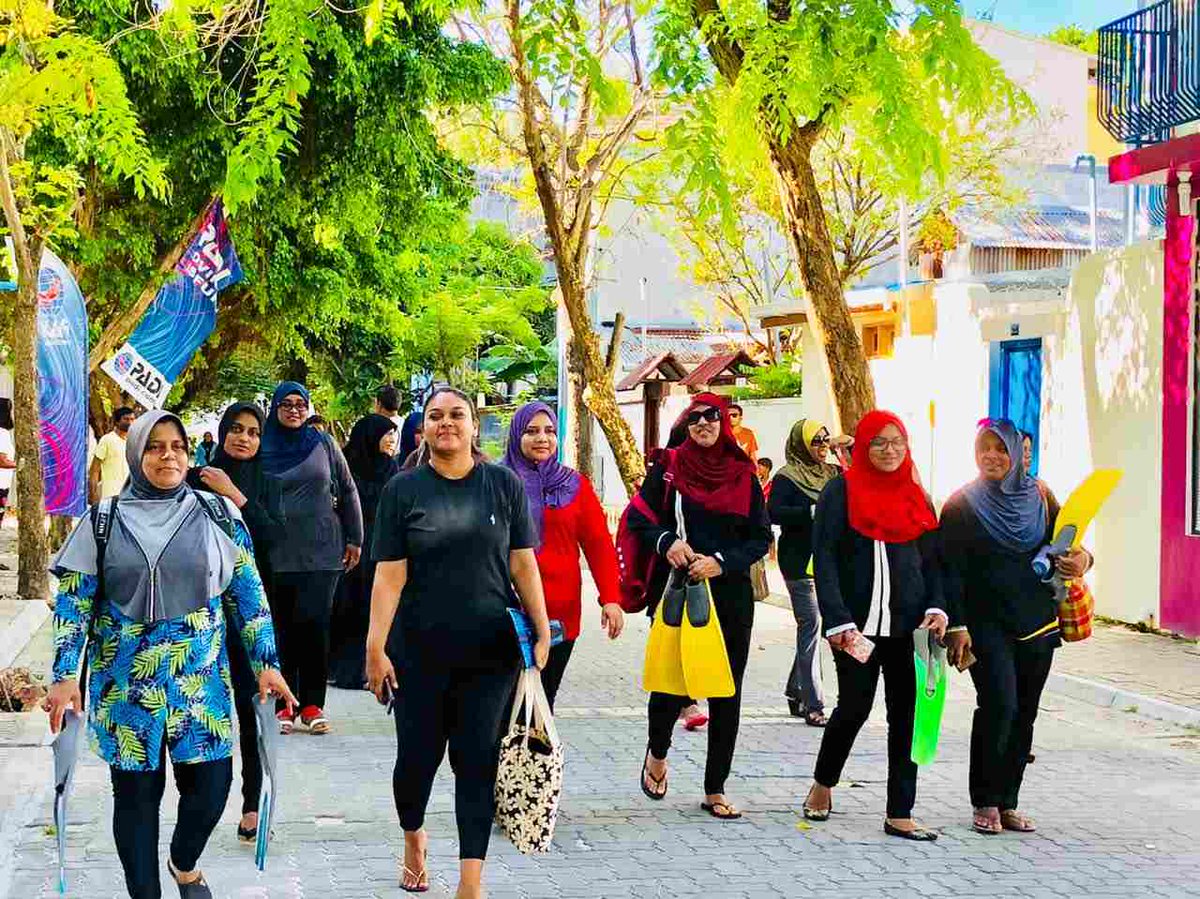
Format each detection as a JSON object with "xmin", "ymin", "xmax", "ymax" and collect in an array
[{"xmin": 502, "ymin": 402, "xmax": 625, "ymax": 707}]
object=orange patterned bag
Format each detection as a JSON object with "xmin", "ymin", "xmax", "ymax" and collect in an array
[{"xmin": 1057, "ymin": 580, "xmax": 1094, "ymax": 642}]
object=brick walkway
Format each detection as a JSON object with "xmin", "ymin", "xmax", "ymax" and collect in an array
[{"xmin": 3, "ymin": 593, "xmax": 1200, "ymax": 898}]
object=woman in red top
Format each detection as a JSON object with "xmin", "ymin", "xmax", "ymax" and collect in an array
[{"xmin": 503, "ymin": 402, "xmax": 624, "ymax": 707}]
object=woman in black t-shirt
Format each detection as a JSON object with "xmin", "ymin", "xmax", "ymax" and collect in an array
[
  {"xmin": 941, "ymin": 419, "xmax": 1091, "ymax": 836},
  {"xmin": 366, "ymin": 387, "xmax": 551, "ymax": 899}
]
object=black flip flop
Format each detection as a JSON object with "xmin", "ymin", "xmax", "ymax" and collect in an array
[
  {"xmin": 236, "ymin": 823, "xmax": 257, "ymax": 844},
  {"xmin": 640, "ymin": 749, "xmax": 667, "ymax": 801},
  {"xmin": 884, "ymin": 820, "xmax": 938, "ymax": 842},
  {"xmin": 805, "ymin": 710, "xmax": 828, "ymax": 728},
  {"xmin": 701, "ymin": 801, "xmax": 742, "ymax": 820}
]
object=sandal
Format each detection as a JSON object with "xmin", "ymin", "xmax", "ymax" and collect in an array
[
  {"xmin": 701, "ymin": 800, "xmax": 742, "ymax": 820},
  {"xmin": 1000, "ymin": 809, "xmax": 1037, "ymax": 833},
  {"xmin": 972, "ymin": 806, "xmax": 1002, "ymax": 835},
  {"xmin": 804, "ymin": 709, "xmax": 828, "ymax": 728},
  {"xmin": 167, "ymin": 859, "xmax": 213, "ymax": 899},
  {"xmin": 884, "ymin": 819, "xmax": 938, "ymax": 842},
  {"xmin": 802, "ymin": 787, "xmax": 832, "ymax": 822},
  {"xmin": 640, "ymin": 748, "xmax": 668, "ymax": 801},
  {"xmin": 400, "ymin": 844, "xmax": 430, "ymax": 893}
]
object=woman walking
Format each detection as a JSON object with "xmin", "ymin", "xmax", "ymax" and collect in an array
[
  {"xmin": 502, "ymin": 401, "xmax": 623, "ymax": 708},
  {"xmin": 260, "ymin": 382, "xmax": 363, "ymax": 735},
  {"xmin": 329, "ymin": 413, "xmax": 400, "ymax": 689},
  {"xmin": 44, "ymin": 410, "xmax": 295, "ymax": 898},
  {"xmin": 803, "ymin": 410, "xmax": 945, "ymax": 841},
  {"xmin": 398, "ymin": 410, "xmax": 423, "ymax": 464},
  {"xmin": 769, "ymin": 419, "xmax": 841, "ymax": 726},
  {"xmin": 629, "ymin": 393, "xmax": 771, "ymax": 820},
  {"xmin": 366, "ymin": 387, "xmax": 551, "ymax": 898},
  {"xmin": 940, "ymin": 419, "xmax": 1091, "ymax": 835},
  {"xmin": 187, "ymin": 401, "xmax": 285, "ymax": 843}
]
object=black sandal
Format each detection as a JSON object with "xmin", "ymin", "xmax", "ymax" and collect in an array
[
  {"xmin": 701, "ymin": 801, "xmax": 742, "ymax": 820},
  {"xmin": 236, "ymin": 823, "xmax": 257, "ymax": 843},
  {"xmin": 167, "ymin": 859, "xmax": 213, "ymax": 898},
  {"xmin": 803, "ymin": 787, "xmax": 832, "ymax": 821},
  {"xmin": 805, "ymin": 709, "xmax": 828, "ymax": 728},
  {"xmin": 884, "ymin": 820, "xmax": 938, "ymax": 842},
  {"xmin": 640, "ymin": 748, "xmax": 667, "ymax": 801}
]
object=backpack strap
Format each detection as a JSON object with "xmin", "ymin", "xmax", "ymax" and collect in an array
[
  {"xmin": 194, "ymin": 491, "xmax": 236, "ymax": 540},
  {"xmin": 81, "ymin": 496, "xmax": 117, "ymax": 693},
  {"xmin": 322, "ymin": 433, "xmax": 341, "ymax": 511}
]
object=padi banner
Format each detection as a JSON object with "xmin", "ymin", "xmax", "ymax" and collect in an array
[
  {"xmin": 101, "ymin": 200, "xmax": 243, "ymax": 408},
  {"xmin": 37, "ymin": 249, "xmax": 89, "ymax": 517}
]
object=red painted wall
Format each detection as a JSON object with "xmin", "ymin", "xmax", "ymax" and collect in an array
[{"xmin": 1159, "ymin": 176, "xmax": 1200, "ymax": 635}]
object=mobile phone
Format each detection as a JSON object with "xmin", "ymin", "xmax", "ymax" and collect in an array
[{"xmin": 844, "ymin": 631, "xmax": 876, "ymax": 663}]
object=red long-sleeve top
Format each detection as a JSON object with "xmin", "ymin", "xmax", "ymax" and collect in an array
[{"xmin": 537, "ymin": 476, "xmax": 620, "ymax": 641}]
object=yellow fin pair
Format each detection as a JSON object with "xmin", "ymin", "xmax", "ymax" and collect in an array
[{"xmin": 643, "ymin": 569, "xmax": 735, "ymax": 699}]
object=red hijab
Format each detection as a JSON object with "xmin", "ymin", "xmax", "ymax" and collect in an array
[
  {"xmin": 843, "ymin": 410, "xmax": 937, "ymax": 543},
  {"xmin": 665, "ymin": 393, "xmax": 757, "ymax": 518}
]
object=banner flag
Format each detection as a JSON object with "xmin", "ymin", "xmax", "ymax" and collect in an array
[
  {"xmin": 101, "ymin": 200, "xmax": 243, "ymax": 408},
  {"xmin": 36, "ymin": 249, "xmax": 89, "ymax": 516}
]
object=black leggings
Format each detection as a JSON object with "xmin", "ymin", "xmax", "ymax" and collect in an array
[
  {"xmin": 391, "ymin": 661, "xmax": 518, "ymax": 860},
  {"xmin": 227, "ymin": 630, "xmax": 261, "ymax": 814},
  {"xmin": 647, "ymin": 578, "xmax": 754, "ymax": 796},
  {"xmin": 968, "ymin": 626, "xmax": 1055, "ymax": 810},
  {"xmin": 270, "ymin": 570, "xmax": 341, "ymax": 710},
  {"xmin": 110, "ymin": 754, "xmax": 232, "ymax": 898},
  {"xmin": 540, "ymin": 639, "xmax": 575, "ymax": 710},
  {"xmin": 813, "ymin": 635, "xmax": 918, "ymax": 819}
]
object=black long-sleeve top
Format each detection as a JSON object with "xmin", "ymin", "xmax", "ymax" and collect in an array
[
  {"xmin": 627, "ymin": 463, "xmax": 771, "ymax": 611},
  {"xmin": 939, "ymin": 488, "xmax": 1063, "ymax": 640},
  {"xmin": 768, "ymin": 476, "xmax": 816, "ymax": 581},
  {"xmin": 812, "ymin": 476, "xmax": 944, "ymax": 638},
  {"xmin": 187, "ymin": 466, "xmax": 285, "ymax": 580}
]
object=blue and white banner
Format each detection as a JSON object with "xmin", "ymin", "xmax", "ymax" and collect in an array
[{"xmin": 101, "ymin": 200, "xmax": 243, "ymax": 408}]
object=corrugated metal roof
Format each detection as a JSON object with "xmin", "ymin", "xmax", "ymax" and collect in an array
[
  {"xmin": 680, "ymin": 351, "xmax": 758, "ymax": 387},
  {"xmin": 955, "ymin": 205, "xmax": 1126, "ymax": 250},
  {"xmin": 612, "ymin": 329, "xmax": 725, "ymax": 368},
  {"xmin": 615, "ymin": 352, "xmax": 689, "ymax": 391}
]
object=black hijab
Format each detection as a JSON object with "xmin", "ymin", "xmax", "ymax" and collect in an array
[
  {"xmin": 187, "ymin": 402, "xmax": 265, "ymax": 495},
  {"xmin": 344, "ymin": 414, "xmax": 400, "ymax": 484}
]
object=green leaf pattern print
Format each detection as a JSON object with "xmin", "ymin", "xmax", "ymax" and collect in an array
[{"xmin": 50, "ymin": 518, "xmax": 280, "ymax": 771}]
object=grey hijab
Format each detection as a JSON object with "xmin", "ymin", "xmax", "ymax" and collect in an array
[{"xmin": 53, "ymin": 410, "xmax": 241, "ymax": 623}]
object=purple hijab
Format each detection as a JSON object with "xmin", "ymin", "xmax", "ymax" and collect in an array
[
  {"xmin": 963, "ymin": 418, "xmax": 1046, "ymax": 554},
  {"xmin": 503, "ymin": 402, "xmax": 581, "ymax": 546}
]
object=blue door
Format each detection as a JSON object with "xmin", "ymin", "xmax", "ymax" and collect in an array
[{"xmin": 988, "ymin": 338, "xmax": 1043, "ymax": 476}]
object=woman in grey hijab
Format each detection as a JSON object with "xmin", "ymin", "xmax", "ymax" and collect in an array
[{"xmin": 43, "ymin": 410, "xmax": 296, "ymax": 899}]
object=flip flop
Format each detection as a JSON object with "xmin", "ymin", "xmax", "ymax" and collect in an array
[
  {"xmin": 701, "ymin": 801, "xmax": 742, "ymax": 820},
  {"xmin": 640, "ymin": 748, "xmax": 668, "ymax": 801},
  {"xmin": 803, "ymin": 787, "xmax": 832, "ymax": 821},
  {"xmin": 804, "ymin": 710, "xmax": 828, "ymax": 728},
  {"xmin": 972, "ymin": 807, "xmax": 1003, "ymax": 835},
  {"xmin": 1000, "ymin": 809, "xmax": 1037, "ymax": 832},
  {"xmin": 400, "ymin": 847, "xmax": 430, "ymax": 893},
  {"xmin": 884, "ymin": 820, "xmax": 938, "ymax": 842}
]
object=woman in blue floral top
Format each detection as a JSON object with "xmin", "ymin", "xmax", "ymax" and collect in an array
[{"xmin": 44, "ymin": 410, "xmax": 296, "ymax": 899}]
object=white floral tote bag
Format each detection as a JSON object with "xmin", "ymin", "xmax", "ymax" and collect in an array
[{"xmin": 495, "ymin": 668, "xmax": 564, "ymax": 854}]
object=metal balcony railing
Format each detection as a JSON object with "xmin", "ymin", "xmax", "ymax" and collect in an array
[{"xmin": 1097, "ymin": 0, "xmax": 1200, "ymax": 144}]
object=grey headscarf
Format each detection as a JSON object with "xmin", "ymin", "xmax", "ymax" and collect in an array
[{"xmin": 53, "ymin": 410, "xmax": 241, "ymax": 623}]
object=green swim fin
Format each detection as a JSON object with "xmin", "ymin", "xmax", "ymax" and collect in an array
[
  {"xmin": 911, "ymin": 628, "xmax": 948, "ymax": 767},
  {"xmin": 643, "ymin": 569, "xmax": 689, "ymax": 696},
  {"xmin": 679, "ymin": 579, "xmax": 735, "ymax": 700}
]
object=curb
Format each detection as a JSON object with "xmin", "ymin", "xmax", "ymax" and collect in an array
[
  {"xmin": 1043, "ymin": 671, "xmax": 1200, "ymax": 728},
  {"xmin": 0, "ymin": 601, "xmax": 51, "ymax": 670}
]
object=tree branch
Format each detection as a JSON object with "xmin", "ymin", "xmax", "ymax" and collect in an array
[{"xmin": 690, "ymin": 0, "xmax": 745, "ymax": 81}]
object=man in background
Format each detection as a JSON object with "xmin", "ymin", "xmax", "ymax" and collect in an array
[
  {"xmin": 89, "ymin": 406, "xmax": 136, "ymax": 502},
  {"xmin": 729, "ymin": 403, "xmax": 759, "ymax": 462},
  {"xmin": 374, "ymin": 385, "xmax": 403, "ymax": 453}
]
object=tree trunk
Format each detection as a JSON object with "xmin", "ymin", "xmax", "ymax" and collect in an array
[
  {"xmin": 567, "ymin": 334, "xmax": 594, "ymax": 480},
  {"xmin": 766, "ymin": 129, "xmax": 875, "ymax": 432},
  {"xmin": 48, "ymin": 515, "xmax": 71, "ymax": 553},
  {"xmin": 10, "ymin": 269, "xmax": 49, "ymax": 601}
]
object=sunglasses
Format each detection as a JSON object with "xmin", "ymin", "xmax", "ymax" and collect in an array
[
  {"xmin": 685, "ymin": 408, "xmax": 722, "ymax": 426},
  {"xmin": 811, "ymin": 434, "xmax": 830, "ymax": 447}
]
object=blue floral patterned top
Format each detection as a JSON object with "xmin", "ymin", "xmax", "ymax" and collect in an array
[{"xmin": 51, "ymin": 519, "xmax": 280, "ymax": 771}]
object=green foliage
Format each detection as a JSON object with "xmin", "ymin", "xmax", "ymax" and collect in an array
[
  {"xmin": 1044, "ymin": 25, "xmax": 1098, "ymax": 55},
  {"xmin": 731, "ymin": 358, "xmax": 803, "ymax": 401}
]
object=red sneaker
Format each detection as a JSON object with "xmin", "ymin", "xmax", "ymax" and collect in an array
[
  {"xmin": 276, "ymin": 708, "xmax": 295, "ymax": 735},
  {"xmin": 300, "ymin": 705, "xmax": 330, "ymax": 735}
]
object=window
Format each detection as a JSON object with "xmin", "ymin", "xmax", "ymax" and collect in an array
[{"xmin": 862, "ymin": 323, "xmax": 896, "ymax": 360}]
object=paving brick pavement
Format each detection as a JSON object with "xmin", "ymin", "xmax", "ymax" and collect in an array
[{"xmin": 3, "ymin": 598, "xmax": 1200, "ymax": 898}]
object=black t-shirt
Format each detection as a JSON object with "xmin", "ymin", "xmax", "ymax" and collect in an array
[{"xmin": 372, "ymin": 461, "xmax": 535, "ymax": 668}]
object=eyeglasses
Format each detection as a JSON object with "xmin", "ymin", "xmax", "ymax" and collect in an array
[
  {"xmin": 686, "ymin": 408, "xmax": 722, "ymax": 426},
  {"xmin": 868, "ymin": 437, "xmax": 908, "ymax": 451},
  {"xmin": 278, "ymin": 400, "xmax": 309, "ymax": 412},
  {"xmin": 811, "ymin": 435, "xmax": 830, "ymax": 447}
]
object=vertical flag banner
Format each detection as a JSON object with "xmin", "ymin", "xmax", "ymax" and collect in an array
[
  {"xmin": 37, "ymin": 249, "xmax": 89, "ymax": 516},
  {"xmin": 101, "ymin": 200, "xmax": 243, "ymax": 408}
]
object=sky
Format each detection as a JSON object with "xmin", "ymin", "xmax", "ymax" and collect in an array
[{"xmin": 975, "ymin": 0, "xmax": 1138, "ymax": 35}]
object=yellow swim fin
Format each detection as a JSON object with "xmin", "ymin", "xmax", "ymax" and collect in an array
[
  {"xmin": 1053, "ymin": 469, "xmax": 1122, "ymax": 547},
  {"xmin": 679, "ymin": 579, "xmax": 735, "ymax": 699},
  {"xmin": 643, "ymin": 570, "xmax": 689, "ymax": 696}
]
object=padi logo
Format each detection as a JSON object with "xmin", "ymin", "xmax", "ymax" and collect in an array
[
  {"xmin": 113, "ymin": 353, "xmax": 134, "ymax": 376},
  {"xmin": 37, "ymin": 272, "xmax": 63, "ymax": 311}
]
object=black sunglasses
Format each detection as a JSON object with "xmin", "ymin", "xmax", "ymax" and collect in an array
[{"xmin": 686, "ymin": 408, "xmax": 722, "ymax": 426}]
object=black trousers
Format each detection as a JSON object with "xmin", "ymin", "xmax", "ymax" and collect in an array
[
  {"xmin": 109, "ymin": 754, "xmax": 232, "ymax": 899},
  {"xmin": 227, "ymin": 630, "xmax": 261, "ymax": 814},
  {"xmin": 391, "ymin": 660, "xmax": 517, "ymax": 860},
  {"xmin": 968, "ymin": 626, "xmax": 1055, "ymax": 810},
  {"xmin": 329, "ymin": 559, "xmax": 376, "ymax": 689},
  {"xmin": 647, "ymin": 577, "xmax": 754, "ymax": 796},
  {"xmin": 813, "ymin": 635, "xmax": 918, "ymax": 819},
  {"xmin": 540, "ymin": 639, "xmax": 575, "ymax": 710},
  {"xmin": 270, "ymin": 570, "xmax": 341, "ymax": 710}
]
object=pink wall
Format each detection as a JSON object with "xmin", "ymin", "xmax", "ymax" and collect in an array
[{"xmin": 1159, "ymin": 175, "xmax": 1200, "ymax": 635}]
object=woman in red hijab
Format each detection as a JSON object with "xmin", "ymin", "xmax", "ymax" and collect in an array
[
  {"xmin": 626, "ymin": 393, "xmax": 772, "ymax": 820},
  {"xmin": 802, "ymin": 410, "xmax": 946, "ymax": 841}
]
